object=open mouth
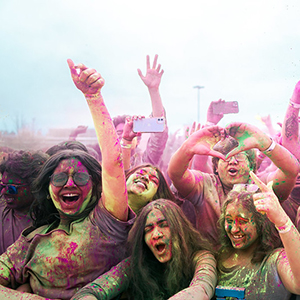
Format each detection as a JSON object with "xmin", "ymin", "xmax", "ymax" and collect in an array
[
  {"xmin": 134, "ymin": 179, "xmax": 147, "ymax": 189},
  {"xmin": 228, "ymin": 168, "xmax": 238, "ymax": 176},
  {"xmin": 155, "ymin": 243, "xmax": 166, "ymax": 253},
  {"xmin": 62, "ymin": 194, "xmax": 80, "ymax": 203}
]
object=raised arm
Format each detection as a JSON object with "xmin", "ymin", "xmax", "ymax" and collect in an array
[
  {"xmin": 226, "ymin": 122, "xmax": 299, "ymax": 201},
  {"xmin": 67, "ymin": 59, "xmax": 128, "ymax": 221},
  {"xmin": 138, "ymin": 54, "xmax": 165, "ymax": 118},
  {"xmin": 282, "ymin": 80, "xmax": 300, "ymax": 160},
  {"xmin": 168, "ymin": 126, "xmax": 225, "ymax": 197},
  {"xmin": 168, "ymin": 251, "xmax": 217, "ymax": 300},
  {"xmin": 251, "ymin": 172, "xmax": 300, "ymax": 295}
]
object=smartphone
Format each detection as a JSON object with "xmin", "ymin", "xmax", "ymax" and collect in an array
[
  {"xmin": 212, "ymin": 101, "xmax": 239, "ymax": 114},
  {"xmin": 133, "ymin": 117, "xmax": 165, "ymax": 133}
]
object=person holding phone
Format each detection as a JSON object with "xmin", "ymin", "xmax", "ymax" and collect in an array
[
  {"xmin": 168, "ymin": 121, "xmax": 299, "ymax": 249},
  {"xmin": 119, "ymin": 54, "xmax": 168, "ymax": 172}
]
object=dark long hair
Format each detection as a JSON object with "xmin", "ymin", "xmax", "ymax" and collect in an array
[
  {"xmin": 127, "ymin": 199, "xmax": 213, "ymax": 300},
  {"xmin": 218, "ymin": 190, "xmax": 281, "ymax": 271},
  {"xmin": 30, "ymin": 149, "xmax": 102, "ymax": 228},
  {"xmin": 126, "ymin": 164, "xmax": 176, "ymax": 202}
]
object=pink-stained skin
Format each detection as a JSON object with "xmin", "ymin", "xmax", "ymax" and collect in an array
[
  {"xmin": 144, "ymin": 209, "xmax": 172, "ymax": 264},
  {"xmin": 49, "ymin": 158, "xmax": 93, "ymax": 217},
  {"xmin": 1, "ymin": 172, "xmax": 33, "ymax": 212},
  {"xmin": 127, "ymin": 167, "xmax": 159, "ymax": 213},
  {"xmin": 217, "ymin": 152, "xmax": 252, "ymax": 190},
  {"xmin": 225, "ymin": 201, "xmax": 258, "ymax": 251}
]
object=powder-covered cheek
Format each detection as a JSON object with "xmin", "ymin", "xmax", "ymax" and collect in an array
[
  {"xmin": 77, "ymin": 189, "xmax": 92, "ymax": 214},
  {"xmin": 49, "ymin": 185, "xmax": 59, "ymax": 204}
]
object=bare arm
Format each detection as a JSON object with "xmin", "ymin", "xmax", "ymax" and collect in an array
[
  {"xmin": 251, "ymin": 172, "xmax": 300, "ymax": 294},
  {"xmin": 138, "ymin": 54, "xmax": 165, "ymax": 118},
  {"xmin": 282, "ymin": 80, "xmax": 300, "ymax": 160},
  {"xmin": 168, "ymin": 126, "xmax": 225, "ymax": 197},
  {"xmin": 226, "ymin": 122, "xmax": 299, "ymax": 201},
  {"xmin": 67, "ymin": 59, "xmax": 128, "ymax": 221},
  {"xmin": 168, "ymin": 251, "xmax": 217, "ymax": 300}
]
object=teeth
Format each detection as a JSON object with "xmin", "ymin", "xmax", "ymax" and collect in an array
[
  {"xmin": 64, "ymin": 194, "xmax": 78, "ymax": 197},
  {"xmin": 233, "ymin": 235, "xmax": 243, "ymax": 238}
]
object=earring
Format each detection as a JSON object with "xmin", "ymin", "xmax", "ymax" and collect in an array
[{"xmin": 47, "ymin": 194, "xmax": 51, "ymax": 199}]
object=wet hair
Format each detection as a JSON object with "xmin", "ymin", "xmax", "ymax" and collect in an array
[
  {"xmin": 30, "ymin": 149, "xmax": 102, "ymax": 228},
  {"xmin": 126, "ymin": 164, "xmax": 176, "ymax": 203},
  {"xmin": 127, "ymin": 199, "xmax": 213, "ymax": 300},
  {"xmin": 211, "ymin": 138, "xmax": 257, "ymax": 175},
  {"xmin": 0, "ymin": 150, "xmax": 49, "ymax": 185},
  {"xmin": 218, "ymin": 190, "xmax": 281, "ymax": 271}
]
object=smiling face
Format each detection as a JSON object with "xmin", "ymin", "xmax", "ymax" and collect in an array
[
  {"xmin": 217, "ymin": 152, "xmax": 252, "ymax": 189},
  {"xmin": 0, "ymin": 171, "xmax": 33, "ymax": 212},
  {"xmin": 225, "ymin": 201, "xmax": 258, "ymax": 251},
  {"xmin": 144, "ymin": 209, "xmax": 172, "ymax": 263},
  {"xmin": 126, "ymin": 167, "xmax": 159, "ymax": 212},
  {"xmin": 49, "ymin": 158, "xmax": 93, "ymax": 216}
]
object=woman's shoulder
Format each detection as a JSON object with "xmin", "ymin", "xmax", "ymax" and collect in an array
[{"xmin": 193, "ymin": 250, "xmax": 216, "ymax": 264}]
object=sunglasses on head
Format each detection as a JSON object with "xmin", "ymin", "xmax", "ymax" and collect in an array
[
  {"xmin": 232, "ymin": 183, "xmax": 260, "ymax": 193},
  {"xmin": 0, "ymin": 183, "xmax": 28, "ymax": 195},
  {"xmin": 50, "ymin": 172, "xmax": 91, "ymax": 187}
]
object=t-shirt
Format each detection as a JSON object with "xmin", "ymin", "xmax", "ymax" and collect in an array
[
  {"xmin": 0, "ymin": 200, "xmax": 135, "ymax": 300},
  {"xmin": 218, "ymin": 248, "xmax": 291, "ymax": 300},
  {"xmin": 183, "ymin": 171, "xmax": 226, "ymax": 248},
  {"xmin": 0, "ymin": 201, "xmax": 32, "ymax": 255}
]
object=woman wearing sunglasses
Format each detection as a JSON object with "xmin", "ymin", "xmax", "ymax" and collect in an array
[
  {"xmin": 0, "ymin": 150, "xmax": 49, "ymax": 255},
  {"xmin": 0, "ymin": 60, "xmax": 135, "ymax": 299},
  {"xmin": 217, "ymin": 172, "xmax": 300, "ymax": 299}
]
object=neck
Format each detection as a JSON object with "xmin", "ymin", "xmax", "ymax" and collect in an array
[{"xmin": 128, "ymin": 194, "xmax": 148, "ymax": 214}]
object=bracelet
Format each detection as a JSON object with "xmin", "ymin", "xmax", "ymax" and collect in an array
[
  {"xmin": 289, "ymin": 100, "xmax": 300, "ymax": 109},
  {"xmin": 275, "ymin": 218, "xmax": 294, "ymax": 234},
  {"xmin": 120, "ymin": 140, "xmax": 132, "ymax": 149},
  {"xmin": 263, "ymin": 138, "xmax": 276, "ymax": 154},
  {"xmin": 205, "ymin": 121, "xmax": 215, "ymax": 127}
]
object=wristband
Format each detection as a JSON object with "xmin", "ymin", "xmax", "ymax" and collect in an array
[
  {"xmin": 275, "ymin": 218, "xmax": 293, "ymax": 234},
  {"xmin": 205, "ymin": 121, "xmax": 215, "ymax": 127},
  {"xmin": 263, "ymin": 138, "xmax": 276, "ymax": 154},
  {"xmin": 120, "ymin": 140, "xmax": 132, "ymax": 149},
  {"xmin": 289, "ymin": 100, "xmax": 300, "ymax": 109}
]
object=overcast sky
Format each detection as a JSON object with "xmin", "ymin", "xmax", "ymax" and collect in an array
[{"xmin": 1, "ymin": 0, "xmax": 300, "ymax": 135}]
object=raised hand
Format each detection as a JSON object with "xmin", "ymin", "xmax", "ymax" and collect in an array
[
  {"xmin": 137, "ymin": 54, "xmax": 164, "ymax": 90},
  {"xmin": 186, "ymin": 125, "xmax": 226, "ymax": 160},
  {"xmin": 225, "ymin": 122, "xmax": 271, "ymax": 158},
  {"xmin": 122, "ymin": 116, "xmax": 143, "ymax": 142},
  {"xmin": 206, "ymin": 99, "xmax": 224, "ymax": 125},
  {"xmin": 67, "ymin": 59, "xmax": 104, "ymax": 96},
  {"xmin": 186, "ymin": 121, "xmax": 201, "ymax": 140},
  {"xmin": 250, "ymin": 171, "xmax": 288, "ymax": 227}
]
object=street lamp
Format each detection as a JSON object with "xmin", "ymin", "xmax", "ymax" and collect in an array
[{"xmin": 193, "ymin": 85, "xmax": 204, "ymax": 123}]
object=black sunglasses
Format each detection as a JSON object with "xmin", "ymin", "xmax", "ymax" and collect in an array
[{"xmin": 50, "ymin": 172, "xmax": 91, "ymax": 187}]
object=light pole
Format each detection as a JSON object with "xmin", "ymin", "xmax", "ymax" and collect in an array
[{"xmin": 193, "ymin": 85, "xmax": 204, "ymax": 123}]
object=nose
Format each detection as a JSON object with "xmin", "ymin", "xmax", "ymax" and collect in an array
[
  {"xmin": 227, "ymin": 156, "xmax": 238, "ymax": 164},
  {"xmin": 231, "ymin": 221, "xmax": 240, "ymax": 233},
  {"xmin": 152, "ymin": 227, "xmax": 163, "ymax": 240},
  {"xmin": 64, "ymin": 175, "xmax": 76, "ymax": 187}
]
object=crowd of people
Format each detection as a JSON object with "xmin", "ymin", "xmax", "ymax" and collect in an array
[{"xmin": 0, "ymin": 55, "xmax": 300, "ymax": 299}]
